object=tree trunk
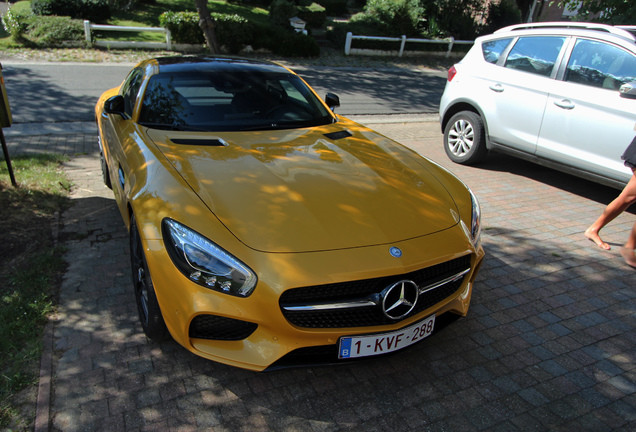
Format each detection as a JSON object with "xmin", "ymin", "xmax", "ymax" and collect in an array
[{"xmin": 194, "ymin": 0, "xmax": 220, "ymax": 54}]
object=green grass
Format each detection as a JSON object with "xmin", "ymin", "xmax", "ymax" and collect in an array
[{"xmin": 0, "ymin": 154, "xmax": 71, "ymax": 430}]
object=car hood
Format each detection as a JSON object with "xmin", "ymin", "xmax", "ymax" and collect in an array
[{"xmin": 147, "ymin": 123, "xmax": 460, "ymax": 253}]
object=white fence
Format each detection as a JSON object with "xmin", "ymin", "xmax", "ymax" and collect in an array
[
  {"xmin": 344, "ymin": 32, "xmax": 473, "ymax": 58},
  {"xmin": 83, "ymin": 20, "xmax": 172, "ymax": 50}
]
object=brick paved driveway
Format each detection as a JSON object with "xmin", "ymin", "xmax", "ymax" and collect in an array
[{"xmin": 11, "ymin": 120, "xmax": 634, "ymax": 431}]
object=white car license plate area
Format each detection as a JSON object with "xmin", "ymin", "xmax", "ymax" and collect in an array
[{"xmin": 339, "ymin": 314, "xmax": 436, "ymax": 359}]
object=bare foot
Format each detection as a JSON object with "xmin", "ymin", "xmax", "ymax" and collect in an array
[
  {"xmin": 620, "ymin": 247, "xmax": 636, "ymax": 269},
  {"xmin": 584, "ymin": 228, "xmax": 611, "ymax": 250}
]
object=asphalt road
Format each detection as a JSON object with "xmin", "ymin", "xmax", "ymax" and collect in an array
[{"xmin": 0, "ymin": 62, "xmax": 446, "ymax": 124}]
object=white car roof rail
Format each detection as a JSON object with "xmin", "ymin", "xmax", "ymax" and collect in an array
[
  {"xmin": 616, "ymin": 25, "xmax": 636, "ymax": 37},
  {"xmin": 495, "ymin": 22, "xmax": 636, "ymax": 42}
]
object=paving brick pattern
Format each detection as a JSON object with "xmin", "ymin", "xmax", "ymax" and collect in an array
[{"xmin": 6, "ymin": 121, "xmax": 635, "ymax": 431}]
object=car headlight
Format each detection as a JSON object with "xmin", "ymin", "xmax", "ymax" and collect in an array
[
  {"xmin": 162, "ymin": 219, "xmax": 257, "ymax": 297},
  {"xmin": 469, "ymin": 188, "xmax": 481, "ymax": 245}
]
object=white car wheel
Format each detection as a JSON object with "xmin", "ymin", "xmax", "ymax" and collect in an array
[{"xmin": 444, "ymin": 111, "xmax": 487, "ymax": 165}]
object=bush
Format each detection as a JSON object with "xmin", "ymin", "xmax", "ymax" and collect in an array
[
  {"xmin": 298, "ymin": 3, "xmax": 327, "ymax": 28},
  {"xmin": 159, "ymin": 7, "xmax": 320, "ymax": 57},
  {"xmin": 215, "ymin": 14, "xmax": 254, "ymax": 54},
  {"xmin": 159, "ymin": 11, "xmax": 255, "ymax": 54},
  {"xmin": 27, "ymin": 15, "xmax": 85, "ymax": 45},
  {"xmin": 1, "ymin": 6, "xmax": 33, "ymax": 39},
  {"xmin": 251, "ymin": 22, "xmax": 320, "ymax": 57},
  {"xmin": 364, "ymin": 0, "xmax": 423, "ymax": 37},
  {"xmin": 321, "ymin": 0, "xmax": 348, "ymax": 16},
  {"xmin": 268, "ymin": 0, "xmax": 297, "ymax": 28},
  {"xmin": 1, "ymin": 7, "xmax": 84, "ymax": 45},
  {"xmin": 422, "ymin": 0, "xmax": 485, "ymax": 40},
  {"xmin": 31, "ymin": 0, "xmax": 57, "ymax": 16},
  {"xmin": 327, "ymin": 12, "xmax": 390, "ymax": 47},
  {"xmin": 107, "ymin": 0, "xmax": 137, "ymax": 10},
  {"xmin": 275, "ymin": 31, "xmax": 320, "ymax": 57},
  {"xmin": 159, "ymin": 11, "xmax": 204, "ymax": 44},
  {"xmin": 31, "ymin": 0, "xmax": 111, "ymax": 22}
]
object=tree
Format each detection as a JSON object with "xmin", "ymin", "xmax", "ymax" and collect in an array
[
  {"xmin": 559, "ymin": 0, "xmax": 636, "ymax": 24},
  {"xmin": 194, "ymin": 0, "xmax": 220, "ymax": 53},
  {"xmin": 515, "ymin": 0, "xmax": 533, "ymax": 22},
  {"xmin": 421, "ymin": 0, "xmax": 487, "ymax": 40}
]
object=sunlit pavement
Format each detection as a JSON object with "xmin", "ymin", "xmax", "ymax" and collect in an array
[{"xmin": 6, "ymin": 118, "xmax": 636, "ymax": 431}]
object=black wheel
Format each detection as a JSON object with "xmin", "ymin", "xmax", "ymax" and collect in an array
[
  {"xmin": 98, "ymin": 136, "xmax": 112, "ymax": 190},
  {"xmin": 130, "ymin": 215, "xmax": 169, "ymax": 341},
  {"xmin": 443, "ymin": 111, "xmax": 487, "ymax": 165}
]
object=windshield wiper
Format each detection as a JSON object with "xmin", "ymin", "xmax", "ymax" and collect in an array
[{"xmin": 139, "ymin": 122, "xmax": 209, "ymax": 132}]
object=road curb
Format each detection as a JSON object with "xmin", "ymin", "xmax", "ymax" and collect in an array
[
  {"xmin": 35, "ymin": 320, "xmax": 54, "ymax": 432},
  {"xmin": 3, "ymin": 122, "xmax": 98, "ymax": 137}
]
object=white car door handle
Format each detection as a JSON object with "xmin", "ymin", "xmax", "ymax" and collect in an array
[
  {"xmin": 554, "ymin": 99, "xmax": 575, "ymax": 110},
  {"xmin": 489, "ymin": 84, "xmax": 504, "ymax": 92}
]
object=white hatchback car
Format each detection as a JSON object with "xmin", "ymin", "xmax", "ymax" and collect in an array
[{"xmin": 439, "ymin": 22, "xmax": 636, "ymax": 189}]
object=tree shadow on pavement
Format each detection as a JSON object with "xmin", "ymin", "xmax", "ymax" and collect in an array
[
  {"xmin": 2, "ymin": 65, "xmax": 103, "ymax": 123},
  {"xmin": 299, "ymin": 68, "xmax": 446, "ymax": 116}
]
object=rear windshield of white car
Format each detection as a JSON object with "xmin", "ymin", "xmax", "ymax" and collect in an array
[{"xmin": 138, "ymin": 71, "xmax": 334, "ymax": 132}]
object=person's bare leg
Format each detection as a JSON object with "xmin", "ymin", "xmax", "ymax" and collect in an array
[
  {"xmin": 620, "ymin": 221, "xmax": 636, "ymax": 268},
  {"xmin": 585, "ymin": 172, "xmax": 636, "ymax": 250}
]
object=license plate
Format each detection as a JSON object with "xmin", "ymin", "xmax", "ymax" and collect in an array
[{"xmin": 339, "ymin": 314, "xmax": 436, "ymax": 359}]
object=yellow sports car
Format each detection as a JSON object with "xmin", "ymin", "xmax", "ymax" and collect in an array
[{"xmin": 96, "ymin": 56, "xmax": 485, "ymax": 371}]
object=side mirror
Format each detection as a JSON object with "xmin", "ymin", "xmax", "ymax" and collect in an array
[
  {"xmin": 619, "ymin": 81, "xmax": 636, "ymax": 99},
  {"xmin": 325, "ymin": 93, "xmax": 340, "ymax": 111},
  {"xmin": 104, "ymin": 95, "xmax": 126, "ymax": 116}
]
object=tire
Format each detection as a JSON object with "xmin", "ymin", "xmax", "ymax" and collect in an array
[
  {"xmin": 443, "ymin": 111, "xmax": 487, "ymax": 165},
  {"xmin": 130, "ymin": 214, "xmax": 169, "ymax": 341},
  {"xmin": 98, "ymin": 136, "xmax": 112, "ymax": 189}
]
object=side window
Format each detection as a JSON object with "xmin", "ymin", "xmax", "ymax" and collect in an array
[
  {"xmin": 280, "ymin": 80, "xmax": 306, "ymax": 103},
  {"xmin": 482, "ymin": 38, "xmax": 513, "ymax": 64},
  {"xmin": 504, "ymin": 36, "xmax": 566, "ymax": 77},
  {"xmin": 565, "ymin": 39, "xmax": 636, "ymax": 90},
  {"xmin": 119, "ymin": 68, "xmax": 144, "ymax": 116}
]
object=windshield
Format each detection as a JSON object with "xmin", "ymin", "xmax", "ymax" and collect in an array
[{"xmin": 138, "ymin": 70, "xmax": 334, "ymax": 131}]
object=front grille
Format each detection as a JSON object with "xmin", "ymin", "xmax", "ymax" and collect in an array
[
  {"xmin": 279, "ymin": 255, "xmax": 471, "ymax": 328},
  {"xmin": 189, "ymin": 314, "xmax": 257, "ymax": 340}
]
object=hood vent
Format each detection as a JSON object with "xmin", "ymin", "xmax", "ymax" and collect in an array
[
  {"xmin": 170, "ymin": 138, "xmax": 228, "ymax": 146},
  {"xmin": 323, "ymin": 130, "xmax": 352, "ymax": 140}
]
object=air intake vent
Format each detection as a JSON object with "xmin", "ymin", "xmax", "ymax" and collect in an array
[
  {"xmin": 323, "ymin": 131, "xmax": 352, "ymax": 140},
  {"xmin": 170, "ymin": 138, "xmax": 227, "ymax": 146},
  {"xmin": 189, "ymin": 314, "xmax": 257, "ymax": 340}
]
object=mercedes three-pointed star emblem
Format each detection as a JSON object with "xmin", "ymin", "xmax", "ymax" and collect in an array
[{"xmin": 380, "ymin": 280, "xmax": 419, "ymax": 320}]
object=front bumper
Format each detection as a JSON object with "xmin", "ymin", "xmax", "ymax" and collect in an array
[{"xmin": 144, "ymin": 224, "xmax": 485, "ymax": 371}]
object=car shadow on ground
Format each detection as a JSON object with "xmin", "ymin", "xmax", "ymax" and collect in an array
[
  {"xmin": 470, "ymin": 151, "xmax": 636, "ymax": 214},
  {"xmin": 50, "ymin": 180, "xmax": 636, "ymax": 430}
]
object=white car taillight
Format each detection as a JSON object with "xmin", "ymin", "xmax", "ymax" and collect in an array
[{"xmin": 447, "ymin": 65, "xmax": 457, "ymax": 82}]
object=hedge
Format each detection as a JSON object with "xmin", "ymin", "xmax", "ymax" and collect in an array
[
  {"xmin": 159, "ymin": 11, "xmax": 319, "ymax": 57},
  {"xmin": 31, "ymin": 0, "xmax": 111, "ymax": 22}
]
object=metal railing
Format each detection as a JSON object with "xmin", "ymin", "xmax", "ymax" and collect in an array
[
  {"xmin": 344, "ymin": 32, "xmax": 473, "ymax": 58},
  {"xmin": 83, "ymin": 21, "xmax": 172, "ymax": 50}
]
